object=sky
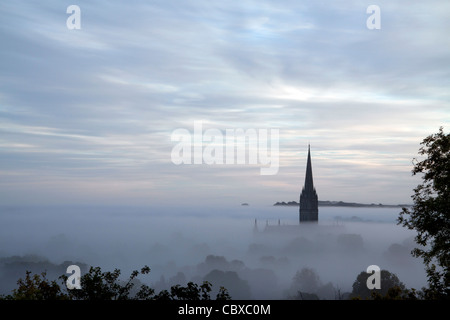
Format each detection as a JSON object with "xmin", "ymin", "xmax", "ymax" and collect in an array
[{"xmin": 0, "ymin": 0, "xmax": 449, "ymax": 207}]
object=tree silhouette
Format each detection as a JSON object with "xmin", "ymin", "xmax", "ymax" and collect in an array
[
  {"xmin": 288, "ymin": 267, "xmax": 336, "ymax": 300},
  {"xmin": 1, "ymin": 265, "xmax": 231, "ymax": 300},
  {"xmin": 350, "ymin": 269, "xmax": 405, "ymax": 299},
  {"xmin": 2, "ymin": 271, "xmax": 67, "ymax": 300},
  {"xmin": 61, "ymin": 265, "xmax": 153, "ymax": 300},
  {"xmin": 398, "ymin": 127, "xmax": 450, "ymax": 299}
]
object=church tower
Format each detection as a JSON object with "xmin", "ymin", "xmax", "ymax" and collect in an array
[{"xmin": 299, "ymin": 145, "xmax": 319, "ymax": 223}]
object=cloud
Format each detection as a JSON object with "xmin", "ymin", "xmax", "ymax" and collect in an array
[{"xmin": 0, "ymin": 0, "xmax": 448, "ymax": 205}]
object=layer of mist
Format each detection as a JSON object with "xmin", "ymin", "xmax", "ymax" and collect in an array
[{"xmin": 0, "ymin": 205, "xmax": 427, "ymax": 299}]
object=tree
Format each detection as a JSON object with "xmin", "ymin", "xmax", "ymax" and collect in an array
[
  {"xmin": 153, "ymin": 280, "xmax": 231, "ymax": 300},
  {"xmin": 289, "ymin": 267, "xmax": 336, "ymax": 300},
  {"xmin": 398, "ymin": 127, "xmax": 450, "ymax": 299},
  {"xmin": 290, "ymin": 268, "xmax": 321, "ymax": 294},
  {"xmin": 1, "ymin": 271, "xmax": 68, "ymax": 300},
  {"xmin": 60, "ymin": 265, "xmax": 153, "ymax": 300},
  {"xmin": 350, "ymin": 269, "xmax": 405, "ymax": 299},
  {"xmin": 203, "ymin": 270, "xmax": 250, "ymax": 299},
  {"xmin": 1, "ymin": 265, "xmax": 231, "ymax": 300}
]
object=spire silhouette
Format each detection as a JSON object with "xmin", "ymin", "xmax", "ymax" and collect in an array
[
  {"xmin": 299, "ymin": 144, "xmax": 319, "ymax": 223},
  {"xmin": 304, "ymin": 144, "xmax": 314, "ymax": 192}
]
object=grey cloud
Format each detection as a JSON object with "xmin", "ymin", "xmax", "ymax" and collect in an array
[{"xmin": 0, "ymin": 0, "xmax": 448, "ymax": 205}]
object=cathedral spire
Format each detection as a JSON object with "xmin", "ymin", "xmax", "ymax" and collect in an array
[
  {"xmin": 304, "ymin": 144, "xmax": 314, "ymax": 192},
  {"xmin": 299, "ymin": 144, "xmax": 319, "ymax": 223}
]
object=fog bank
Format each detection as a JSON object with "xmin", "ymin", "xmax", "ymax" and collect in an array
[{"xmin": 0, "ymin": 205, "xmax": 427, "ymax": 298}]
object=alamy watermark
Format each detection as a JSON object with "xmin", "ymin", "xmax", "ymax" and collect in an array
[
  {"xmin": 366, "ymin": 264, "xmax": 381, "ymax": 289},
  {"xmin": 66, "ymin": 5, "xmax": 81, "ymax": 30},
  {"xmin": 66, "ymin": 265, "xmax": 81, "ymax": 290},
  {"xmin": 170, "ymin": 121, "xmax": 279, "ymax": 175},
  {"xmin": 66, "ymin": 5, "xmax": 380, "ymax": 31},
  {"xmin": 366, "ymin": 5, "xmax": 381, "ymax": 30}
]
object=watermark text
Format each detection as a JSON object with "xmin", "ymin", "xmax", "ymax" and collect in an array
[{"xmin": 171, "ymin": 122, "xmax": 279, "ymax": 175}]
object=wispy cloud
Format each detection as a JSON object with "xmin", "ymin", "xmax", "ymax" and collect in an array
[{"xmin": 0, "ymin": 0, "xmax": 448, "ymax": 205}]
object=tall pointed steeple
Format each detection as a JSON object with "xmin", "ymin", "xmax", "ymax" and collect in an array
[
  {"xmin": 299, "ymin": 144, "xmax": 318, "ymax": 223},
  {"xmin": 304, "ymin": 144, "xmax": 314, "ymax": 192}
]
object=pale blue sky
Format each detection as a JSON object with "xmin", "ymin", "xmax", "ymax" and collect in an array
[{"xmin": 0, "ymin": 0, "xmax": 449, "ymax": 206}]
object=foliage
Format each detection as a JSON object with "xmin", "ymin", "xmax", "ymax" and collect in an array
[
  {"xmin": 288, "ymin": 267, "xmax": 336, "ymax": 300},
  {"xmin": 0, "ymin": 265, "xmax": 231, "ymax": 300},
  {"xmin": 153, "ymin": 280, "xmax": 231, "ymax": 300},
  {"xmin": 203, "ymin": 269, "xmax": 251, "ymax": 299},
  {"xmin": 370, "ymin": 286, "xmax": 421, "ymax": 300},
  {"xmin": 398, "ymin": 127, "xmax": 450, "ymax": 299},
  {"xmin": 291, "ymin": 268, "xmax": 321, "ymax": 294},
  {"xmin": 1, "ymin": 271, "xmax": 68, "ymax": 300},
  {"xmin": 61, "ymin": 265, "xmax": 153, "ymax": 300},
  {"xmin": 350, "ymin": 269, "xmax": 406, "ymax": 299}
]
